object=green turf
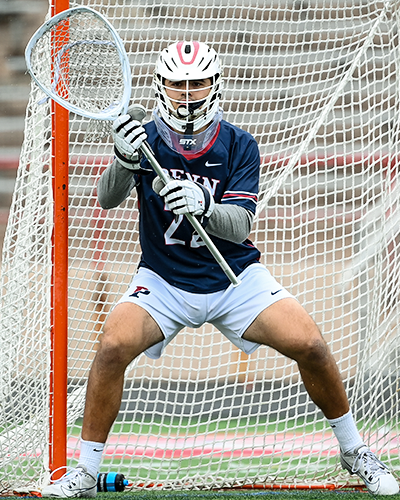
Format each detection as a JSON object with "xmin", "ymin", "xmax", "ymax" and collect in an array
[
  {"xmin": 106, "ymin": 492, "xmax": 385, "ymax": 500},
  {"xmin": 98, "ymin": 455, "xmax": 342, "ymax": 483},
  {"xmin": 69, "ymin": 416, "xmax": 399, "ymax": 438},
  {"xmin": 2, "ymin": 418, "xmax": 398, "ymax": 498},
  {"xmin": 0, "ymin": 489, "xmax": 394, "ymax": 500}
]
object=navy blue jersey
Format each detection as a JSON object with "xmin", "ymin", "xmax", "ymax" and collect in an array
[{"xmin": 136, "ymin": 119, "xmax": 261, "ymax": 293}]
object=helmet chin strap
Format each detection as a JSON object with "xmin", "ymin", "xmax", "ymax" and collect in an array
[
  {"xmin": 183, "ymin": 121, "xmax": 194, "ymax": 151},
  {"xmin": 176, "ymin": 100, "xmax": 206, "ymax": 151}
]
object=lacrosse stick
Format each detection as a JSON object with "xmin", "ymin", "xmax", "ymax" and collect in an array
[{"xmin": 25, "ymin": 6, "xmax": 240, "ymax": 287}]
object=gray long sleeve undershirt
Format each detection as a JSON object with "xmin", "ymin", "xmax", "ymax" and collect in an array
[{"xmin": 97, "ymin": 159, "xmax": 254, "ymax": 244}]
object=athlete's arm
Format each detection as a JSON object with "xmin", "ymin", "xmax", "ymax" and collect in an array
[
  {"xmin": 97, "ymin": 159, "xmax": 137, "ymax": 209},
  {"xmin": 205, "ymin": 131, "xmax": 258, "ymax": 243},
  {"xmin": 206, "ymin": 204, "xmax": 253, "ymax": 243},
  {"xmin": 98, "ymin": 114, "xmax": 153, "ymax": 209}
]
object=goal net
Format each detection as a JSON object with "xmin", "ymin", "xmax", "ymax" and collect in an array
[{"xmin": 1, "ymin": 0, "xmax": 400, "ymax": 493}]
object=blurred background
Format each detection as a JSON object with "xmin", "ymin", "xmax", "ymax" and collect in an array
[{"xmin": 0, "ymin": 0, "xmax": 47, "ymax": 257}]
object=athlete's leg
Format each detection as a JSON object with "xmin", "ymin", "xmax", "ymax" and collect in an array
[
  {"xmin": 82, "ymin": 302, "xmax": 164, "ymax": 443},
  {"xmin": 242, "ymin": 298, "xmax": 349, "ymax": 419}
]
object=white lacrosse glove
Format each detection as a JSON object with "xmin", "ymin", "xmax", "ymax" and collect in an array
[
  {"xmin": 112, "ymin": 114, "xmax": 152, "ymax": 173},
  {"xmin": 152, "ymin": 177, "xmax": 215, "ymax": 218}
]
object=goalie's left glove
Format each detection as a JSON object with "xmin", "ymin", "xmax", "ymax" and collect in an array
[{"xmin": 152, "ymin": 177, "xmax": 215, "ymax": 218}]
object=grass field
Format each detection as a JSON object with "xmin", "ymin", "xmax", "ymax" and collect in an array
[
  {"xmin": 98, "ymin": 491, "xmax": 392, "ymax": 500},
  {"xmin": 1, "ymin": 417, "xmax": 398, "ymax": 498},
  {"xmin": 72, "ymin": 417, "xmax": 399, "ymax": 486},
  {"xmin": 1, "ymin": 489, "xmax": 396, "ymax": 500}
]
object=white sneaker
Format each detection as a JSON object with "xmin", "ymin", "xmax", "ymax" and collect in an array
[
  {"xmin": 340, "ymin": 445, "xmax": 399, "ymax": 495},
  {"xmin": 41, "ymin": 466, "xmax": 97, "ymax": 498}
]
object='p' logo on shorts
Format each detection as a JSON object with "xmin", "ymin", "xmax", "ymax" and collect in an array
[{"xmin": 129, "ymin": 286, "xmax": 151, "ymax": 299}]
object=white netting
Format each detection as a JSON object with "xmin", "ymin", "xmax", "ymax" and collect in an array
[{"xmin": 1, "ymin": 0, "xmax": 399, "ymax": 493}]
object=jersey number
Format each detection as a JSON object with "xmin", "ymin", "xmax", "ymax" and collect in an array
[{"xmin": 164, "ymin": 214, "xmax": 205, "ymax": 248}]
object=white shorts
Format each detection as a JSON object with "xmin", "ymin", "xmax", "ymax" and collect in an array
[{"xmin": 116, "ymin": 263, "xmax": 294, "ymax": 359}]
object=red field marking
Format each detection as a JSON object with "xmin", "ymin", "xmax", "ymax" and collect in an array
[{"xmin": 66, "ymin": 432, "xmax": 399, "ymax": 459}]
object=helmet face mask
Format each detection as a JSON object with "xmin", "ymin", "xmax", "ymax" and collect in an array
[{"xmin": 153, "ymin": 41, "xmax": 223, "ymax": 134}]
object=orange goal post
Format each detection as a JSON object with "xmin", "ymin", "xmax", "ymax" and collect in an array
[{"xmin": 1, "ymin": 0, "xmax": 400, "ymax": 494}]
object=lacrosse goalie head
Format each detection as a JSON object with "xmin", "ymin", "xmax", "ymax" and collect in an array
[{"xmin": 153, "ymin": 41, "xmax": 223, "ymax": 137}]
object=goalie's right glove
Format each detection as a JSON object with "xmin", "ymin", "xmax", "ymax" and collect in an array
[{"xmin": 112, "ymin": 114, "xmax": 152, "ymax": 174}]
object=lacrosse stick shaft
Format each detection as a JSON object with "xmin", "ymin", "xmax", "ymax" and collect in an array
[{"xmin": 139, "ymin": 141, "xmax": 241, "ymax": 287}]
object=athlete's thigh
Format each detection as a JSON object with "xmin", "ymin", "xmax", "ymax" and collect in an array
[
  {"xmin": 101, "ymin": 301, "xmax": 164, "ymax": 358},
  {"xmin": 242, "ymin": 297, "xmax": 323, "ymax": 359}
]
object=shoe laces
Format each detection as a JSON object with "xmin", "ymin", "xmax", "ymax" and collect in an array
[
  {"xmin": 48, "ymin": 466, "xmax": 87, "ymax": 485},
  {"xmin": 351, "ymin": 449, "xmax": 388, "ymax": 476}
]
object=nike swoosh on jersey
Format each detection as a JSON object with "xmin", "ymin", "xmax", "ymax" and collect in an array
[{"xmin": 205, "ymin": 161, "xmax": 222, "ymax": 167}]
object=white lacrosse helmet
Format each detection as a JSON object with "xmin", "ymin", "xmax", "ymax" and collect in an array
[{"xmin": 153, "ymin": 41, "xmax": 223, "ymax": 133}]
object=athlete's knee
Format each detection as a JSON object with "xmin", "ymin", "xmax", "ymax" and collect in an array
[
  {"xmin": 294, "ymin": 334, "xmax": 332, "ymax": 369},
  {"xmin": 96, "ymin": 335, "xmax": 133, "ymax": 372},
  {"xmin": 96, "ymin": 322, "xmax": 141, "ymax": 371}
]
